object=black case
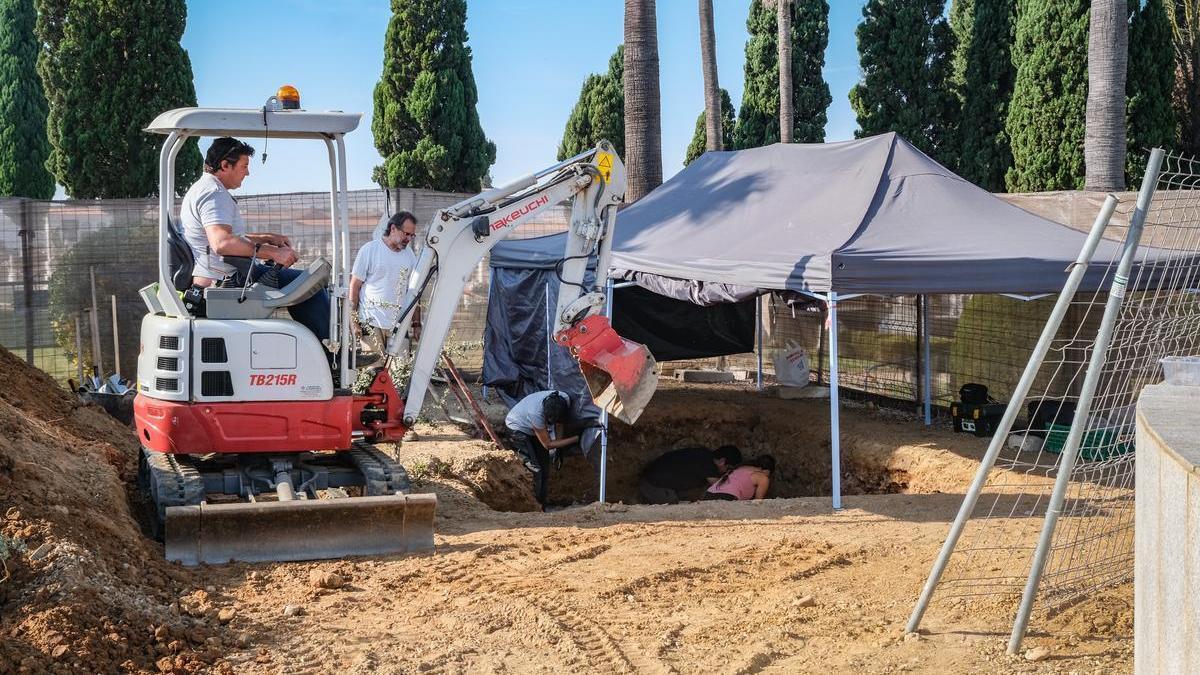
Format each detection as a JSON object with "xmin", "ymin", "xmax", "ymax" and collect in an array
[{"xmin": 951, "ymin": 401, "xmax": 1008, "ymax": 437}]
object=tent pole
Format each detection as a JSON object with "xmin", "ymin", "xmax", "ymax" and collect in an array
[
  {"xmin": 544, "ymin": 281, "xmax": 553, "ymax": 389},
  {"xmin": 923, "ymin": 295, "xmax": 932, "ymax": 426},
  {"xmin": 828, "ymin": 291, "xmax": 842, "ymax": 511},
  {"xmin": 756, "ymin": 295, "xmax": 763, "ymax": 391},
  {"xmin": 599, "ymin": 278, "xmax": 614, "ymax": 504}
]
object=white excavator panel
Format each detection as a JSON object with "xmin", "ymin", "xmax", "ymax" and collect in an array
[
  {"xmin": 189, "ymin": 318, "xmax": 333, "ymax": 402},
  {"xmin": 138, "ymin": 314, "xmax": 191, "ymax": 402}
]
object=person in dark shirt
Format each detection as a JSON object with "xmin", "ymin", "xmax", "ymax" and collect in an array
[{"xmin": 638, "ymin": 445, "xmax": 743, "ymax": 504}]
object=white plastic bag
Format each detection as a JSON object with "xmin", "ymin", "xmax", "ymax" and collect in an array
[{"xmin": 774, "ymin": 340, "xmax": 810, "ymax": 387}]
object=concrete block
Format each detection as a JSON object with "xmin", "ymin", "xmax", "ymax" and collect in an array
[
  {"xmin": 776, "ymin": 385, "xmax": 831, "ymax": 400},
  {"xmin": 1136, "ymin": 385, "xmax": 1200, "ymax": 674},
  {"xmin": 674, "ymin": 369, "xmax": 736, "ymax": 383}
]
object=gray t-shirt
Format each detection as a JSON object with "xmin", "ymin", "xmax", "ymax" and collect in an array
[
  {"xmin": 505, "ymin": 390, "xmax": 569, "ymax": 435},
  {"xmin": 180, "ymin": 173, "xmax": 246, "ymax": 280}
]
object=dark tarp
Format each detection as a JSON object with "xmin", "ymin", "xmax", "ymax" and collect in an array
[{"xmin": 483, "ymin": 245, "xmax": 755, "ymax": 408}]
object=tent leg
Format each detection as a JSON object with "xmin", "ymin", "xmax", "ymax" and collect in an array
[
  {"xmin": 544, "ymin": 281, "xmax": 554, "ymax": 389},
  {"xmin": 923, "ymin": 295, "xmax": 932, "ymax": 426},
  {"xmin": 828, "ymin": 292, "xmax": 842, "ymax": 511},
  {"xmin": 756, "ymin": 295, "xmax": 763, "ymax": 391},
  {"xmin": 599, "ymin": 278, "xmax": 614, "ymax": 504}
]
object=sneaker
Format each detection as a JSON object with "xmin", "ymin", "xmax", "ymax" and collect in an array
[{"xmin": 523, "ymin": 460, "xmax": 540, "ymax": 474}]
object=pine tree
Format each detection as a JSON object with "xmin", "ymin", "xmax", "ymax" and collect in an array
[
  {"xmin": 558, "ymin": 46, "xmax": 625, "ymax": 161},
  {"xmin": 734, "ymin": 0, "xmax": 831, "ymax": 149},
  {"xmin": 1127, "ymin": 0, "xmax": 1176, "ymax": 182},
  {"xmin": 1005, "ymin": 0, "xmax": 1089, "ymax": 192},
  {"xmin": 849, "ymin": 0, "xmax": 957, "ymax": 165},
  {"xmin": 950, "ymin": 0, "xmax": 1016, "ymax": 191},
  {"xmin": 684, "ymin": 88, "xmax": 736, "ymax": 165},
  {"xmin": 0, "ymin": 0, "xmax": 54, "ymax": 198},
  {"xmin": 35, "ymin": 0, "xmax": 201, "ymax": 198},
  {"xmin": 372, "ymin": 0, "xmax": 495, "ymax": 192}
]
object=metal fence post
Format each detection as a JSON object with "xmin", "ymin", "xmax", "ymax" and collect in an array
[
  {"xmin": 906, "ymin": 193, "xmax": 1123, "ymax": 636},
  {"xmin": 89, "ymin": 266, "xmax": 103, "ymax": 377},
  {"xmin": 1006, "ymin": 150, "xmax": 1165, "ymax": 655},
  {"xmin": 19, "ymin": 199, "xmax": 35, "ymax": 365}
]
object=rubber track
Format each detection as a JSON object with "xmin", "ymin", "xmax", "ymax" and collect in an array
[
  {"xmin": 348, "ymin": 441, "xmax": 412, "ymax": 495},
  {"xmin": 143, "ymin": 448, "xmax": 205, "ymax": 529}
]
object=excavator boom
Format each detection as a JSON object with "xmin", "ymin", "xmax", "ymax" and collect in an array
[{"xmin": 389, "ymin": 142, "xmax": 657, "ymax": 425}]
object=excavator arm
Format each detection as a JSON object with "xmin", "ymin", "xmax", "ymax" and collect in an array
[{"xmin": 376, "ymin": 141, "xmax": 656, "ymax": 428}]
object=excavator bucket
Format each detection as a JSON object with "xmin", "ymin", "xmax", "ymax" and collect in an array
[
  {"xmin": 556, "ymin": 315, "xmax": 658, "ymax": 424},
  {"xmin": 164, "ymin": 493, "xmax": 437, "ymax": 565}
]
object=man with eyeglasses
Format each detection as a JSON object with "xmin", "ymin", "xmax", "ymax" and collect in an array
[
  {"xmin": 349, "ymin": 211, "xmax": 420, "ymax": 359},
  {"xmin": 180, "ymin": 137, "xmax": 331, "ymax": 347}
]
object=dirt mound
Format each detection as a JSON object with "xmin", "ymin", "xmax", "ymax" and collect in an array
[
  {"xmin": 0, "ymin": 347, "xmax": 228, "ymax": 674},
  {"xmin": 391, "ymin": 425, "xmax": 540, "ymax": 517}
]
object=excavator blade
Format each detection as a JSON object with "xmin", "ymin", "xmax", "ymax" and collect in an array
[
  {"xmin": 165, "ymin": 493, "xmax": 436, "ymax": 565},
  {"xmin": 556, "ymin": 315, "xmax": 658, "ymax": 425}
]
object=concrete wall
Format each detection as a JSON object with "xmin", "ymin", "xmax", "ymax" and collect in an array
[{"xmin": 1135, "ymin": 384, "xmax": 1200, "ymax": 673}]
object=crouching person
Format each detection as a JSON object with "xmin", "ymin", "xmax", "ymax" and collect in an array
[
  {"xmin": 504, "ymin": 390, "xmax": 579, "ymax": 510},
  {"xmin": 704, "ymin": 455, "xmax": 776, "ymax": 501},
  {"xmin": 638, "ymin": 445, "xmax": 743, "ymax": 504}
]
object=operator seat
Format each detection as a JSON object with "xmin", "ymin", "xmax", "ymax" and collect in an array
[{"xmin": 204, "ymin": 257, "xmax": 332, "ymax": 320}]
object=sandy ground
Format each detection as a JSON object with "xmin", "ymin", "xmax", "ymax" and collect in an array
[{"xmin": 0, "ymin": 351, "xmax": 1132, "ymax": 674}]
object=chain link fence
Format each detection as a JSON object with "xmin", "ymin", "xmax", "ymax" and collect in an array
[{"xmin": 0, "ymin": 188, "xmax": 1113, "ymax": 426}]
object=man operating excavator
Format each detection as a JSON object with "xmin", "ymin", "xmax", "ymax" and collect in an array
[{"xmin": 180, "ymin": 137, "xmax": 330, "ymax": 344}]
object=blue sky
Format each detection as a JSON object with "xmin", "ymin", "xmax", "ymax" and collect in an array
[{"xmin": 182, "ymin": 0, "xmax": 867, "ymax": 195}]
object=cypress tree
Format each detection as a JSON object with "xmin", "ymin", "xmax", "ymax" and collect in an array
[
  {"xmin": 35, "ymin": 0, "xmax": 201, "ymax": 198},
  {"xmin": 950, "ymin": 0, "xmax": 1016, "ymax": 191},
  {"xmin": 849, "ymin": 0, "xmax": 957, "ymax": 165},
  {"xmin": 1005, "ymin": 0, "xmax": 1089, "ymax": 192},
  {"xmin": 0, "ymin": 0, "xmax": 54, "ymax": 199},
  {"xmin": 1127, "ymin": 0, "xmax": 1176, "ymax": 181},
  {"xmin": 558, "ymin": 46, "xmax": 625, "ymax": 161},
  {"xmin": 373, "ymin": 0, "xmax": 495, "ymax": 192},
  {"xmin": 734, "ymin": 0, "xmax": 831, "ymax": 149},
  {"xmin": 684, "ymin": 88, "xmax": 736, "ymax": 165}
]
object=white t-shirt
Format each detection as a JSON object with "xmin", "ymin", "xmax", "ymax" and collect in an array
[
  {"xmin": 351, "ymin": 238, "xmax": 418, "ymax": 328},
  {"xmin": 180, "ymin": 173, "xmax": 245, "ymax": 280},
  {"xmin": 505, "ymin": 390, "xmax": 570, "ymax": 435}
]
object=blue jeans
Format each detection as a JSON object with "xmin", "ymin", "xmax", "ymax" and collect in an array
[{"xmin": 251, "ymin": 263, "xmax": 331, "ymax": 342}]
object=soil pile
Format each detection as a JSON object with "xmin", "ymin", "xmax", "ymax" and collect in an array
[{"xmin": 0, "ymin": 347, "xmax": 228, "ymax": 674}]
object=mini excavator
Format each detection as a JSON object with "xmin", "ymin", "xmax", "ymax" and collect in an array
[{"xmin": 134, "ymin": 90, "xmax": 656, "ymax": 565}]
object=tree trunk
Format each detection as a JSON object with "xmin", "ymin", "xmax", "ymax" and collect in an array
[
  {"xmin": 624, "ymin": 0, "xmax": 663, "ymax": 203},
  {"xmin": 698, "ymin": 0, "xmax": 722, "ymax": 152},
  {"xmin": 778, "ymin": 0, "xmax": 793, "ymax": 143},
  {"xmin": 1085, "ymin": 0, "xmax": 1128, "ymax": 191},
  {"xmin": 1171, "ymin": 0, "xmax": 1200, "ymax": 157}
]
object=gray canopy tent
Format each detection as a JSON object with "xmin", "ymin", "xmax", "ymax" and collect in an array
[{"xmin": 494, "ymin": 132, "xmax": 1132, "ymax": 507}]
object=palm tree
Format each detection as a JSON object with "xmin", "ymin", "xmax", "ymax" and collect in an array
[
  {"xmin": 699, "ymin": 0, "xmax": 722, "ymax": 152},
  {"xmin": 1085, "ymin": 0, "xmax": 1128, "ymax": 191},
  {"xmin": 778, "ymin": 0, "xmax": 794, "ymax": 143},
  {"xmin": 624, "ymin": 0, "xmax": 662, "ymax": 202},
  {"xmin": 1169, "ymin": 0, "xmax": 1200, "ymax": 157}
]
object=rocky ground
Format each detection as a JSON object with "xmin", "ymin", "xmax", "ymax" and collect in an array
[{"xmin": 0, "ymin": 351, "xmax": 1132, "ymax": 674}]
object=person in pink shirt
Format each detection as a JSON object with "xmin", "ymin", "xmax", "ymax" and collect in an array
[{"xmin": 704, "ymin": 455, "xmax": 775, "ymax": 501}]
